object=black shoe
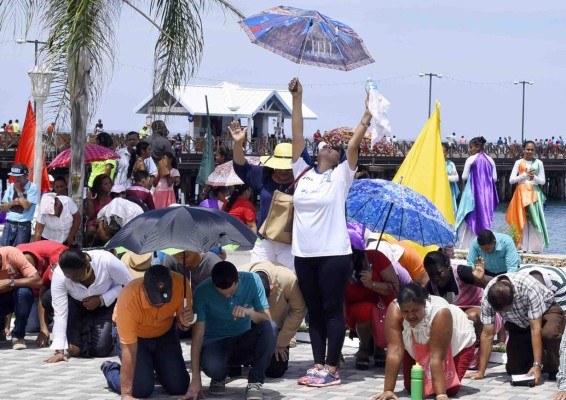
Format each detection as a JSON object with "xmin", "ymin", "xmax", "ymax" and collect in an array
[
  {"xmin": 209, "ymin": 378, "xmax": 226, "ymax": 395},
  {"xmin": 100, "ymin": 360, "xmax": 114, "ymax": 373}
]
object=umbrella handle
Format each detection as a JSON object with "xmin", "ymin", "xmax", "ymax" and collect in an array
[{"xmin": 297, "ymin": 18, "xmax": 314, "ymax": 78}]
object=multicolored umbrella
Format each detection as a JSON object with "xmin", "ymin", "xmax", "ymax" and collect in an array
[
  {"xmin": 323, "ymin": 127, "xmax": 397, "ymax": 156},
  {"xmin": 206, "ymin": 157, "xmax": 261, "ymax": 186},
  {"xmin": 239, "ymin": 6, "xmax": 374, "ymax": 71},
  {"xmin": 347, "ymin": 179, "xmax": 456, "ymax": 247},
  {"xmin": 48, "ymin": 143, "xmax": 120, "ymax": 169}
]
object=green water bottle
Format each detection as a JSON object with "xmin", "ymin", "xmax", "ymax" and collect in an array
[{"xmin": 411, "ymin": 363, "xmax": 423, "ymax": 400}]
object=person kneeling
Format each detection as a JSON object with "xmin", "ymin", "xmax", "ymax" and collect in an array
[
  {"xmin": 182, "ymin": 261, "xmax": 277, "ymax": 400},
  {"xmin": 101, "ymin": 265, "xmax": 192, "ymax": 399},
  {"xmin": 371, "ymin": 284, "xmax": 476, "ymax": 400}
]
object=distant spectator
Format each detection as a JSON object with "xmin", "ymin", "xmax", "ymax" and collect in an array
[
  {"xmin": 139, "ymin": 125, "xmax": 149, "ymax": 140},
  {"xmin": 175, "ymin": 133, "xmax": 183, "ymax": 160},
  {"xmin": 126, "ymin": 170, "xmax": 155, "ymax": 210},
  {"xmin": 114, "ymin": 131, "xmax": 139, "ymax": 188},
  {"xmin": 47, "ymin": 122, "xmax": 55, "ymax": 134},
  {"xmin": 223, "ymin": 185, "xmax": 256, "ymax": 233},
  {"xmin": 95, "ymin": 119, "xmax": 104, "ymax": 134},
  {"xmin": 52, "ymin": 176, "xmax": 68, "ymax": 196},
  {"xmin": 313, "ymin": 129, "xmax": 322, "ymax": 156},
  {"xmin": 85, "ymin": 174, "xmax": 113, "ymax": 245},
  {"xmin": 199, "ymin": 186, "xmax": 228, "ymax": 209},
  {"xmin": 6, "ymin": 120, "xmax": 13, "ymax": 133},
  {"xmin": 215, "ymin": 145, "xmax": 232, "ymax": 165},
  {"xmin": 146, "ymin": 120, "xmax": 173, "ymax": 163},
  {"xmin": 126, "ymin": 141, "xmax": 158, "ymax": 186},
  {"xmin": 12, "ymin": 119, "xmax": 20, "ymax": 135},
  {"xmin": 88, "ymin": 132, "xmax": 116, "ymax": 187},
  {"xmin": 153, "ymin": 152, "xmax": 180, "ymax": 208}
]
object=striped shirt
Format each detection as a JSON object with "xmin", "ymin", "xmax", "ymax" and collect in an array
[
  {"xmin": 428, "ymin": 265, "xmax": 483, "ymax": 307},
  {"xmin": 517, "ymin": 264, "xmax": 566, "ymax": 313},
  {"xmin": 481, "ymin": 272, "xmax": 554, "ymax": 328}
]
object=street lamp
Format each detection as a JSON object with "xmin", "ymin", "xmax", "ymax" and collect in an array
[
  {"xmin": 513, "ymin": 80, "xmax": 534, "ymax": 144},
  {"xmin": 419, "ymin": 72, "xmax": 442, "ymax": 118},
  {"xmin": 17, "ymin": 38, "xmax": 49, "ymax": 114},
  {"xmin": 28, "ymin": 65, "xmax": 55, "ymax": 190}
]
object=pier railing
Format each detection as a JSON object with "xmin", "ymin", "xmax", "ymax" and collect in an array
[{"xmin": 3, "ymin": 131, "xmax": 566, "ymax": 161}]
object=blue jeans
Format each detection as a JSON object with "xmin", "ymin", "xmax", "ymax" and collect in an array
[
  {"xmin": 0, "ymin": 288, "xmax": 35, "ymax": 339},
  {"xmin": 1, "ymin": 221, "xmax": 31, "ymax": 246},
  {"xmin": 101, "ymin": 323, "xmax": 189, "ymax": 398},
  {"xmin": 201, "ymin": 320, "xmax": 277, "ymax": 384}
]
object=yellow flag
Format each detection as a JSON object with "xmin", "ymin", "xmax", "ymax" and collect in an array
[{"xmin": 393, "ymin": 101, "xmax": 455, "ymax": 225}]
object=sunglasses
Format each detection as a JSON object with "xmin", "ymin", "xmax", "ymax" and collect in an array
[{"xmin": 322, "ymin": 144, "xmax": 344, "ymax": 154}]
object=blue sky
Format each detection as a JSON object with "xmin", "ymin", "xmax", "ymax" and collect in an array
[{"xmin": 1, "ymin": 0, "xmax": 565, "ymax": 142}]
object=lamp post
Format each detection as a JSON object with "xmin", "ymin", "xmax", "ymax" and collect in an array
[
  {"xmin": 17, "ymin": 38, "xmax": 48, "ymax": 114},
  {"xmin": 419, "ymin": 72, "xmax": 442, "ymax": 118},
  {"xmin": 28, "ymin": 65, "xmax": 55, "ymax": 190},
  {"xmin": 513, "ymin": 80, "xmax": 534, "ymax": 144}
]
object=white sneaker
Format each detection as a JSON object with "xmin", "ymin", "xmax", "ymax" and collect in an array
[
  {"xmin": 12, "ymin": 338, "xmax": 26, "ymax": 350},
  {"xmin": 245, "ymin": 382, "xmax": 263, "ymax": 400}
]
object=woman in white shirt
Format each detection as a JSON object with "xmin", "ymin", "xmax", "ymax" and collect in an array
[
  {"xmin": 34, "ymin": 193, "xmax": 81, "ymax": 245},
  {"xmin": 372, "ymin": 284, "xmax": 476, "ymax": 400},
  {"xmin": 46, "ymin": 248, "xmax": 131, "ymax": 363},
  {"xmin": 505, "ymin": 140, "xmax": 549, "ymax": 253},
  {"xmin": 289, "ymin": 77, "xmax": 368, "ymax": 387}
]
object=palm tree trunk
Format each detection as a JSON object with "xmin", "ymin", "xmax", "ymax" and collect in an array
[{"xmin": 68, "ymin": 49, "xmax": 90, "ymax": 246}]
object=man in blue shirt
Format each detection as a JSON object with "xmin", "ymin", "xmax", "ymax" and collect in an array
[
  {"xmin": 183, "ymin": 261, "xmax": 277, "ymax": 400},
  {"xmin": 467, "ymin": 229, "xmax": 520, "ymax": 276},
  {"xmin": 1, "ymin": 163, "xmax": 39, "ymax": 246}
]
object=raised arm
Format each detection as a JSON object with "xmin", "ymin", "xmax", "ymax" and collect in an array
[
  {"xmin": 289, "ymin": 78, "xmax": 305, "ymax": 162},
  {"xmin": 347, "ymin": 95, "xmax": 371, "ymax": 170},
  {"xmin": 228, "ymin": 121, "xmax": 247, "ymax": 166}
]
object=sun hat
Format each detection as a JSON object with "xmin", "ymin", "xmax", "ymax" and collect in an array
[
  {"xmin": 143, "ymin": 264, "xmax": 173, "ymax": 305},
  {"xmin": 8, "ymin": 163, "xmax": 29, "ymax": 176},
  {"xmin": 260, "ymin": 143, "xmax": 292, "ymax": 170},
  {"xmin": 121, "ymin": 251, "xmax": 153, "ymax": 279}
]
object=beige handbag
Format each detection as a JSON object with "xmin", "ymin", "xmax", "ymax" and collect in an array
[{"xmin": 259, "ymin": 166, "xmax": 312, "ymax": 244}]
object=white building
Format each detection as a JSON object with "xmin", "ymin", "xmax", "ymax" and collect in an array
[{"xmin": 134, "ymin": 81, "xmax": 317, "ymax": 141}]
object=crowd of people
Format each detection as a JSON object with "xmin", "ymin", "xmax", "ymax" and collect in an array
[{"xmin": 0, "ymin": 78, "xmax": 565, "ymax": 400}]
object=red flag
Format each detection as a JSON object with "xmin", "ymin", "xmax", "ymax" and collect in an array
[{"xmin": 10, "ymin": 101, "xmax": 51, "ymax": 192}]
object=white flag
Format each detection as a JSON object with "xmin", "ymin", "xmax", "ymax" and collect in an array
[{"xmin": 368, "ymin": 88, "xmax": 392, "ymax": 147}]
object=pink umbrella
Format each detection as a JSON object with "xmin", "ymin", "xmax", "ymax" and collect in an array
[
  {"xmin": 48, "ymin": 144, "xmax": 121, "ymax": 169},
  {"xmin": 206, "ymin": 157, "xmax": 260, "ymax": 186}
]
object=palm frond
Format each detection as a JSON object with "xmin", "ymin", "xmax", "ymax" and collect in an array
[
  {"xmin": 149, "ymin": 0, "xmax": 242, "ymax": 99},
  {"xmin": 0, "ymin": 0, "xmax": 37, "ymax": 37},
  {"xmin": 42, "ymin": 0, "xmax": 122, "ymax": 123}
]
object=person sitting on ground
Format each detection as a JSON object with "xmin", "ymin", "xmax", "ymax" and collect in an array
[
  {"xmin": 126, "ymin": 170, "xmax": 155, "ymax": 210},
  {"xmin": 466, "ymin": 229, "xmax": 520, "ymax": 276},
  {"xmin": 222, "ymin": 184, "xmax": 257, "ymax": 233},
  {"xmin": 88, "ymin": 132, "xmax": 117, "ymax": 187},
  {"xmin": 238, "ymin": 261, "xmax": 307, "ymax": 378},
  {"xmin": 100, "ymin": 265, "xmax": 192, "ymax": 399},
  {"xmin": 153, "ymin": 151, "xmax": 180, "ymax": 208},
  {"xmin": 160, "ymin": 250, "xmax": 222, "ymax": 289},
  {"xmin": 85, "ymin": 174, "xmax": 113, "ymax": 245},
  {"xmin": 199, "ymin": 186, "xmax": 228, "ymax": 210},
  {"xmin": 95, "ymin": 195, "xmax": 145, "ymax": 243},
  {"xmin": 45, "ymin": 248, "xmax": 132, "ymax": 363},
  {"xmin": 467, "ymin": 271, "xmax": 564, "ymax": 384},
  {"xmin": 52, "ymin": 176, "xmax": 69, "ymax": 196},
  {"xmin": 34, "ymin": 193, "xmax": 81, "ymax": 246},
  {"xmin": 16, "ymin": 240, "xmax": 68, "ymax": 348},
  {"xmin": 182, "ymin": 261, "xmax": 277, "ymax": 400},
  {"xmin": 0, "ymin": 246, "xmax": 42, "ymax": 349},
  {"xmin": 371, "ymin": 284, "xmax": 476, "ymax": 400},
  {"xmin": 345, "ymin": 249, "xmax": 400, "ymax": 370}
]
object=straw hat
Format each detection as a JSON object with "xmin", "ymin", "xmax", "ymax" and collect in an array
[
  {"xmin": 260, "ymin": 143, "xmax": 292, "ymax": 170},
  {"xmin": 121, "ymin": 252, "xmax": 153, "ymax": 279}
]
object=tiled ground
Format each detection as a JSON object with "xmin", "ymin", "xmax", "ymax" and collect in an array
[{"xmin": 0, "ymin": 335, "xmax": 558, "ymax": 400}]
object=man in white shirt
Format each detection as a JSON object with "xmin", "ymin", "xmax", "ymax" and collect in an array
[
  {"xmin": 34, "ymin": 193, "xmax": 81, "ymax": 245},
  {"xmin": 114, "ymin": 131, "xmax": 158, "ymax": 188}
]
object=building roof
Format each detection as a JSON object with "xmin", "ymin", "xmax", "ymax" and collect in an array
[{"xmin": 134, "ymin": 81, "xmax": 317, "ymax": 120}]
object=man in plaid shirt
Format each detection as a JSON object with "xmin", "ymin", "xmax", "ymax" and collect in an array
[{"xmin": 467, "ymin": 272, "xmax": 564, "ymax": 385}]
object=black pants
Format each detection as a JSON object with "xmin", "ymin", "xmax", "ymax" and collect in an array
[
  {"xmin": 43, "ymin": 289, "xmax": 115, "ymax": 358},
  {"xmin": 505, "ymin": 303, "xmax": 565, "ymax": 375},
  {"xmin": 265, "ymin": 346, "xmax": 289, "ymax": 378},
  {"xmin": 295, "ymin": 254, "xmax": 351, "ymax": 367}
]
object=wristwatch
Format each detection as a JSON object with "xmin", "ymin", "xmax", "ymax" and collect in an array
[
  {"xmin": 8, "ymin": 279, "xmax": 15, "ymax": 288},
  {"xmin": 533, "ymin": 361, "xmax": 543, "ymax": 369}
]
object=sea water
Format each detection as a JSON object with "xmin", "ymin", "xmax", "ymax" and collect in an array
[{"xmin": 493, "ymin": 202, "xmax": 566, "ymax": 254}]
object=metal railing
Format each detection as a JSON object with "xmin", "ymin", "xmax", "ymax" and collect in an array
[{"xmin": 4, "ymin": 131, "xmax": 566, "ymax": 161}]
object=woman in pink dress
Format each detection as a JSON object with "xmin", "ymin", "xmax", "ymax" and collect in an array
[{"xmin": 153, "ymin": 152, "xmax": 180, "ymax": 208}]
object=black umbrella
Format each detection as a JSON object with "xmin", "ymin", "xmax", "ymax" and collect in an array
[
  {"xmin": 106, "ymin": 206, "xmax": 257, "ymax": 310},
  {"xmin": 105, "ymin": 206, "xmax": 257, "ymax": 254}
]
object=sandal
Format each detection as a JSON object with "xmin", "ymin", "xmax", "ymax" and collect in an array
[
  {"xmin": 374, "ymin": 346, "xmax": 386, "ymax": 368},
  {"xmin": 355, "ymin": 348, "xmax": 371, "ymax": 370}
]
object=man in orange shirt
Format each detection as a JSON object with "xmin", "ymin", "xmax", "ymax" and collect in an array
[
  {"xmin": 100, "ymin": 265, "xmax": 193, "ymax": 399},
  {"xmin": 0, "ymin": 246, "xmax": 42, "ymax": 349}
]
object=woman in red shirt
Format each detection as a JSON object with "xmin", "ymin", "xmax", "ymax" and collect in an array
[{"xmin": 223, "ymin": 185, "xmax": 257, "ymax": 233}]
